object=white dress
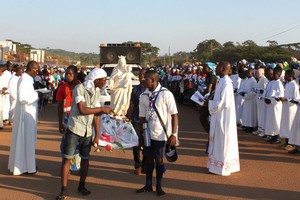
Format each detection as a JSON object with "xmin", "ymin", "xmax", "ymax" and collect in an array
[
  {"xmin": 8, "ymin": 73, "xmax": 39, "ymax": 175},
  {"xmin": 208, "ymin": 75, "xmax": 240, "ymax": 176}
]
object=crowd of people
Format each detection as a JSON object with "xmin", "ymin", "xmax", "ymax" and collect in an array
[
  {"xmin": 1, "ymin": 57, "xmax": 300, "ymax": 199},
  {"xmin": 151, "ymin": 57, "xmax": 300, "ymax": 155}
]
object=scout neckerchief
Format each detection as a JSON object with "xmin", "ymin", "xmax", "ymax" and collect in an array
[
  {"xmin": 149, "ymin": 85, "xmax": 163, "ymax": 109},
  {"xmin": 148, "ymin": 85, "xmax": 163, "ymax": 121}
]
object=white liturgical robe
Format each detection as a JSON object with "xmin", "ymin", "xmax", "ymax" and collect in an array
[
  {"xmin": 279, "ymin": 80, "xmax": 299, "ymax": 138},
  {"xmin": 208, "ymin": 75, "xmax": 240, "ymax": 176},
  {"xmin": 264, "ymin": 79, "xmax": 284, "ymax": 136},
  {"xmin": 8, "ymin": 72, "xmax": 39, "ymax": 175},
  {"xmin": 242, "ymin": 76, "xmax": 258, "ymax": 127}
]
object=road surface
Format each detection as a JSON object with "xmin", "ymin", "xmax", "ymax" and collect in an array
[{"xmin": 0, "ymin": 103, "xmax": 300, "ymax": 200}]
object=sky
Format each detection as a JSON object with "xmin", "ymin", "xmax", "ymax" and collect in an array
[{"xmin": 1, "ymin": 0, "xmax": 300, "ymax": 55}]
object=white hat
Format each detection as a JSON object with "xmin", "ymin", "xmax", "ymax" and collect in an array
[{"xmin": 83, "ymin": 68, "xmax": 107, "ymax": 95}]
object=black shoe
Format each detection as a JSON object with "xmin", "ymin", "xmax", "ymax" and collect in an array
[
  {"xmin": 78, "ymin": 187, "xmax": 91, "ymax": 196},
  {"xmin": 156, "ymin": 187, "xmax": 166, "ymax": 196},
  {"xmin": 245, "ymin": 127, "xmax": 255, "ymax": 133},
  {"xmin": 268, "ymin": 137, "xmax": 280, "ymax": 144},
  {"xmin": 136, "ymin": 185, "xmax": 153, "ymax": 193},
  {"xmin": 263, "ymin": 135, "xmax": 272, "ymax": 141}
]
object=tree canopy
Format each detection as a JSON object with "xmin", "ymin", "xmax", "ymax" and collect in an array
[{"xmin": 6, "ymin": 39, "xmax": 299, "ymax": 66}]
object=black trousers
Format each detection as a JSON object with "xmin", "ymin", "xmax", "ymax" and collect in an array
[
  {"xmin": 198, "ymin": 105, "xmax": 210, "ymax": 134},
  {"xmin": 132, "ymin": 122, "xmax": 145, "ymax": 169}
]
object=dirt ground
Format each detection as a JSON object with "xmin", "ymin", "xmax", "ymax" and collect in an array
[{"xmin": 0, "ymin": 103, "xmax": 300, "ymax": 200}]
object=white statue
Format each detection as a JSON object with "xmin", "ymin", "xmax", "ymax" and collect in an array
[{"xmin": 110, "ymin": 56, "xmax": 137, "ymax": 116}]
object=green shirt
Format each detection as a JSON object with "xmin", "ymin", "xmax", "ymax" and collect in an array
[{"xmin": 67, "ymin": 83, "xmax": 102, "ymax": 137}]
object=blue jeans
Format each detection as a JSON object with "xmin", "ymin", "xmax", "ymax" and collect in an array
[{"xmin": 63, "ymin": 129, "xmax": 92, "ymax": 160}]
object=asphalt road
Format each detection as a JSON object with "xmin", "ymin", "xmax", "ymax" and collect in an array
[{"xmin": 0, "ymin": 103, "xmax": 300, "ymax": 200}]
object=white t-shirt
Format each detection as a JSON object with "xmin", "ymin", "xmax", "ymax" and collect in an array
[{"xmin": 139, "ymin": 83, "xmax": 178, "ymax": 141}]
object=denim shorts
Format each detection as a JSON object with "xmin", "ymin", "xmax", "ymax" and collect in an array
[
  {"xmin": 63, "ymin": 129, "xmax": 92, "ymax": 160},
  {"xmin": 143, "ymin": 140, "xmax": 166, "ymax": 160}
]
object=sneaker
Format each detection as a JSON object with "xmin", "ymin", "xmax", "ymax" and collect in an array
[
  {"xmin": 136, "ymin": 185, "xmax": 153, "ymax": 193},
  {"xmin": 258, "ymin": 132, "xmax": 265, "ymax": 137},
  {"xmin": 252, "ymin": 130, "xmax": 260, "ymax": 135},
  {"xmin": 134, "ymin": 168, "xmax": 141, "ymax": 175},
  {"xmin": 285, "ymin": 145, "xmax": 296, "ymax": 151},
  {"xmin": 78, "ymin": 187, "xmax": 91, "ymax": 196},
  {"xmin": 156, "ymin": 187, "xmax": 166, "ymax": 196}
]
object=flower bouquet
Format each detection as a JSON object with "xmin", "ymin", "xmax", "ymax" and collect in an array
[{"xmin": 97, "ymin": 113, "xmax": 139, "ymax": 152}]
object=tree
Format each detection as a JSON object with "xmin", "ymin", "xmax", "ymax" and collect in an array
[
  {"xmin": 193, "ymin": 39, "xmax": 222, "ymax": 62},
  {"xmin": 223, "ymin": 41, "xmax": 235, "ymax": 48},
  {"xmin": 242, "ymin": 40, "xmax": 257, "ymax": 47},
  {"xmin": 267, "ymin": 40, "xmax": 278, "ymax": 47}
]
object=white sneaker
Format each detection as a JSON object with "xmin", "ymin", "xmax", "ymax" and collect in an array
[
  {"xmin": 252, "ymin": 130, "xmax": 260, "ymax": 135},
  {"xmin": 258, "ymin": 132, "xmax": 265, "ymax": 137}
]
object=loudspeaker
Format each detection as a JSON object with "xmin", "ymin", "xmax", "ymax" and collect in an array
[{"xmin": 100, "ymin": 46, "xmax": 141, "ymax": 64}]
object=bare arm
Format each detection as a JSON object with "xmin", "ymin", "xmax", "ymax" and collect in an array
[
  {"xmin": 77, "ymin": 101, "xmax": 111, "ymax": 115},
  {"xmin": 92, "ymin": 115, "xmax": 101, "ymax": 146},
  {"xmin": 168, "ymin": 113, "xmax": 178, "ymax": 146},
  {"xmin": 57, "ymin": 100, "xmax": 65, "ymax": 133}
]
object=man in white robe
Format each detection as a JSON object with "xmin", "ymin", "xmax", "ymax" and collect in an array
[
  {"xmin": 2, "ymin": 61, "xmax": 13, "ymax": 122},
  {"xmin": 241, "ymin": 68, "xmax": 258, "ymax": 132},
  {"xmin": 278, "ymin": 70, "xmax": 299, "ymax": 147},
  {"xmin": 253, "ymin": 68, "xmax": 269, "ymax": 135},
  {"xmin": 8, "ymin": 61, "xmax": 40, "ymax": 175},
  {"xmin": 208, "ymin": 62, "xmax": 240, "ymax": 176},
  {"xmin": 264, "ymin": 66, "xmax": 284, "ymax": 144},
  {"xmin": 236, "ymin": 68, "xmax": 247, "ymax": 126}
]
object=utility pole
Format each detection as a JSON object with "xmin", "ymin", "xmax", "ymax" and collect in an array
[
  {"xmin": 168, "ymin": 46, "xmax": 171, "ymax": 66},
  {"xmin": 210, "ymin": 42, "xmax": 213, "ymax": 57},
  {"xmin": 0, "ymin": 45, "xmax": 3, "ymax": 61}
]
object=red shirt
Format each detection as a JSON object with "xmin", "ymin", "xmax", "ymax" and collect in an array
[{"xmin": 56, "ymin": 81, "xmax": 80, "ymax": 114}]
